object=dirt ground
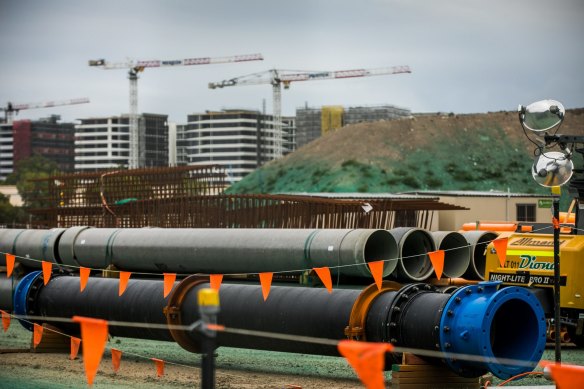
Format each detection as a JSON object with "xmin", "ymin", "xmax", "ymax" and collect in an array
[{"xmin": 0, "ymin": 322, "xmax": 581, "ymax": 388}]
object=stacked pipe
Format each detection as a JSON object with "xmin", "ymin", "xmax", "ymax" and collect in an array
[
  {"xmin": 5, "ymin": 271, "xmax": 546, "ymax": 380},
  {"xmin": 0, "ymin": 227, "xmax": 494, "ymax": 282}
]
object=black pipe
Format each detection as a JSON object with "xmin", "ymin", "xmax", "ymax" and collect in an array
[
  {"xmin": 30, "ymin": 275, "xmax": 174, "ymax": 341},
  {"xmin": 15, "ymin": 273, "xmax": 546, "ymax": 379}
]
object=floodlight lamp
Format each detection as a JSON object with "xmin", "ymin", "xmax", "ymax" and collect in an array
[
  {"xmin": 531, "ymin": 151, "xmax": 573, "ymax": 187},
  {"xmin": 518, "ymin": 99, "xmax": 565, "ymax": 134}
]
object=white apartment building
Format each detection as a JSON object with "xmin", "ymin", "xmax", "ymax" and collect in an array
[
  {"xmin": 0, "ymin": 123, "xmax": 13, "ymax": 180},
  {"xmin": 75, "ymin": 114, "xmax": 168, "ymax": 171},
  {"xmin": 183, "ymin": 110, "xmax": 295, "ymax": 182}
]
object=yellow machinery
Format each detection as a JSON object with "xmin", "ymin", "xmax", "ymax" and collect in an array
[{"xmin": 484, "ymin": 232, "xmax": 584, "ymax": 345}]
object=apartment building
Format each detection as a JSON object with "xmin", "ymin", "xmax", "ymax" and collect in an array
[
  {"xmin": 75, "ymin": 113, "xmax": 168, "ymax": 171},
  {"xmin": 183, "ymin": 110, "xmax": 295, "ymax": 182}
]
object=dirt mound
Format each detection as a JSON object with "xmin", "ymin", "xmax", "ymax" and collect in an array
[{"xmin": 228, "ymin": 109, "xmax": 584, "ymax": 194}]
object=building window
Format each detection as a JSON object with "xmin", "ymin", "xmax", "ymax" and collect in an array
[{"xmin": 517, "ymin": 203, "xmax": 536, "ymax": 222}]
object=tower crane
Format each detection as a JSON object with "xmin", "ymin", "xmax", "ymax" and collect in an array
[
  {"xmin": 208, "ymin": 65, "xmax": 412, "ymax": 158},
  {"xmin": 0, "ymin": 97, "xmax": 90, "ymax": 124},
  {"xmin": 89, "ymin": 53, "xmax": 264, "ymax": 169}
]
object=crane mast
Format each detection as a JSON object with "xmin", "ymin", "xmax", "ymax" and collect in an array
[
  {"xmin": 209, "ymin": 65, "xmax": 412, "ymax": 159},
  {"xmin": 0, "ymin": 97, "xmax": 90, "ymax": 124},
  {"xmin": 89, "ymin": 53, "xmax": 264, "ymax": 169}
]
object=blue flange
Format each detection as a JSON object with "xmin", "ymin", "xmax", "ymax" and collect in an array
[
  {"xmin": 12, "ymin": 270, "xmax": 43, "ymax": 331},
  {"xmin": 439, "ymin": 281, "xmax": 546, "ymax": 380}
]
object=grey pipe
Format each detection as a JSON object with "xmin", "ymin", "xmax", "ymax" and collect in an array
[
  {"xmin": 0, "ymin": 228, "xmax": 65, "ymax": 269},
  {"xmin": 460, "ymin": 231, "xmax": 498, "ymax": 280},
  {"xmin": 57, "ymin": 227, "xmax": 398, "ymax": 278},
  {"xmin": 431, "ymin": 231, "xmax": 471, "ymax": 279},
  {"xmin": 388, "ymin": 227, "xmax": 435, "ymax": 281}
]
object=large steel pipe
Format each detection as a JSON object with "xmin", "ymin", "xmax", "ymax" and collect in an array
[
  {"xmin": 0, "ymin": 274, "xmax": 13, "ymax": 311},
  {"xmin": 0, "ymin": 228, "xmax": 66, "ymax": 269},
  {"xmin": 388, "ymin": 227, "xmax": 435, "ymax": 281},
  {"xmin": 461, "ymin": 231, "xmax": 498, "ymax": 280},
  {"xmin": 431, "ymin": 231, "xmax": 471, "ymax": 279},
  {"xmin": 15, "ymin": 273, "xmax": 546, "ymax": 379},
  {"xmin": 56, "ymin": 227, "xmax": 398, "ymax": 278}
]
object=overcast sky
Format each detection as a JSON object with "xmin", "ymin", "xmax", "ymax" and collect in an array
[{"xmin": 1, "ymin": 0, "xmax": 583, "ymax": 124}]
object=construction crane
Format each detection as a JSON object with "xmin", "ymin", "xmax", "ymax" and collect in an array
[
  {"xmin": 89, "ymin": 53, "xmax": 264, "ymax": 169},
  {"xmin": 0, "ymin": 97, "xmax": 90, "ymax": 124},
  {"xmin": 208, "ymin": 65, "xmax": 412, "ymax": 158}
]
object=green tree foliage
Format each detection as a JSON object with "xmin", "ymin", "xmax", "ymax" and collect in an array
[
  {"xmin": 4, "ymin": 155, "xmax": 59, "ymax": 209},
  {"xmin": 0, "ymin": 193, "xmax": 26, "ymax": 225}
]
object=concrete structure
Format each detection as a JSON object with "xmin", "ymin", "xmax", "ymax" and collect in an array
[
  {"xmin": 184, "ymin": 110, "xmax": 296, "ymax": 182},
  {"xmin": 0, "ymin": 116, "xmax": 76, "ymax": 181},
  {"xmin": 295, "ymin": 104, "xmax": 411, "ymax": 148},
  {"xmin": 403, "ymin": 190, "xmax": 556, "ymax": 231},
  {"xmin": 75, "ymin": 113, "xmax": 168, "ymax": 171}
]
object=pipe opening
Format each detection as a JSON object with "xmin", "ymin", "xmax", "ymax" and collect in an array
[
  {"xmin": 364, "ymin": 230, "xmax": 398, "ymax": 276},
  {"xmin": 490, "ymin": 299, "xmax": 540, "ymax": 361},
  {"xmin": 398, "ymin": 230, "xmax": 434, "ymax": 281},
  {"xmin": 434, "ymin": 232, "xmax": 470, "ymax": 279},
  {"xmin": 462, "ymin": 232, "xmax": 497, "ymax": 280}
]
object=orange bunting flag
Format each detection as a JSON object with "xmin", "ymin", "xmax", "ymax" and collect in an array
[
  {"xmin": 428, "ymin": 250, "xmax": 445, "ymax": 280},
  {"xmin": 552, "ymin": 216, "xmax": 560, "ymax": 230},
  {"xmin": 119, "ymin": 271, "xmax": 131, "ymax": 296},
  {"xmin": 33, "ymin": 323, "xmax": 43, "ymax": 349},
  {"xmin": 163, "ymin": 273, "xmax": 176, "ymax": 298},
  {"xmin": 41, "ymin": 261, "xmax": 52, "ymax": 285},
  {"xmin": 1, "ymin": 310, "xmax": 10, "ymax": 332},
  {"xmin": 70, "ymin": 337, "xmax": 81, "ymax": 360},
  {"xmin": 152, "ymin": 358, "xmax": 165, "ymax": 377},
  {"xmin": 5, "ymin": 254, "xmax": 15, "ymax": 278},
  {"xmin": 210, "ymin": 274, "xmax": 223, "ymax": 291},
  {"xmin": 314, "ymin": 267, "xmax": 333, "ymax": 293},
  {"xmin": 111, "ymin": 348, "xmax": 122, "ymax": 373},
  {"xmin": 493, "ymin": 238, "xmax": 509, "ymax": 268},
  {"xmin": 338, "ymin": 340, "xmax": 393, "ymax": 389},
  {"xmin": 73, "ymin": 316, "xmax": 109, "ymax": 387},
  {"xmin": 541, "ymin": 361, "xmax": 584, "ymax": 388},
  {"xmin": 259, "ymin": 272, "xmax": 273, "ymax": 301},
  {"xmin": 368, "ymin": 261, "xmax": 384, "ymax": 291},
  {"xmin": 80, "ymin": 267, "xmax": 90, "ymax": 292}
]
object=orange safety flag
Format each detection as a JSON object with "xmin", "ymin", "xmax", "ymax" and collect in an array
[
  {"xmin": 210, "ymin": 274, "xmax": 223, "ymax": 291},
  {"xmin": 552, "ymin": 216, "xmax": 560, "ymax": 230},
  {"xmin": 5, "ymin": 254, "xmax": 15, "ymax": 278},
  {"xmin": 152, "ymin": 358, "xmax": 165, "ymax": 377},
  {"xmin": 119, "ymin": 271, "xmax": 131, "ymax": 296},
  {"xmin": 541, "ymin": 361, "xmax": 584, "ymax": 389},
  {"xmin": 493, "ymin": 238, "xmax": 509, "ymax": 268},
  {"xmin": 338, "ymin": 340, "xmax": 393, "ymax": 389},
  {"xmin": 313, "ymin": 267, "xmax": 333, "ymax": 293},
  {"xmin": 1, "ymin": 310, "xmax": 10, "ymax": 332},
  {"xmin": 259, "ymin": 272, "xmax": 273, "ymax": 301},
  {"xmin": 80, "ymin": 267, "xmax": 90, "ymax": 292},
  {"xmin": 41, "ymin": 261, "xmax": 52, "ymax": 285},
  {"xmin": 70, "ymin": 336, "xmax": 81, "ymax": 360},
  {"xmin": 73, "ymin": 316, "xmax": 109, "ymax": 387},
  {"xmin": 111, "ymin": 348, "xmax": 122, "ymax": 373},
  {"xmin": 33, "ymin": 323, "xmax": 43, "ymax": 349},
  {"xmin": 163, "ymin": 273, "xmax": 176, "ymax": 298},
  {"xmin": 368, "ymin": 261, "xmax": 384, "ymax": 291},
  {"xmin": 428, "ymin": 250, "xmax": 445, "ymax": 280}
]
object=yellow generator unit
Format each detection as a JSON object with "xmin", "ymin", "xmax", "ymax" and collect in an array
[{"xmin": 485, "ymin": 233, "xmax": 584, "ymax": 345}]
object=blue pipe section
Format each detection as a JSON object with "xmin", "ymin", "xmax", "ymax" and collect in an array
[
  {"xmin": 12, "ymin": 270, "xmax": 43, "ymax": 331},
  {"xmin": 439, "ymin": 281, "xmax": 546, "ymax": 379}
]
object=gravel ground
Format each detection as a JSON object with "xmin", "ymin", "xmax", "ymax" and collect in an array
[{"xmin": 1, "ymin": 322, "xmax": 583, "ymax": 388}]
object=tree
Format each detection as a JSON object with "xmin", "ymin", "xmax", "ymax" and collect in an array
[
  {"xmin": 0, "ymin": 193, "xmax": 26, "ymax": 226},
  {"xmin": 4, "ymin": 155, "xmax": 59, "ymax": 209}
]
